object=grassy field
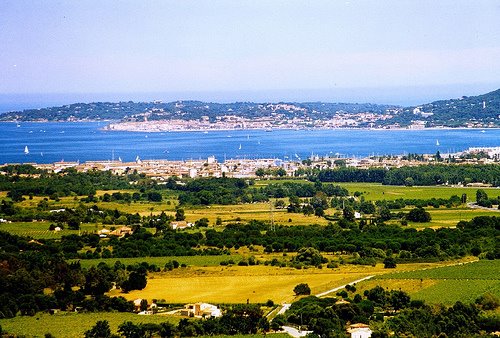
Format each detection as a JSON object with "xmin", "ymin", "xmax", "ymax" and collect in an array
[
  {"xmin": 330, "ymin": 183, "xmax": 499, "ymax": 201},
  {"xmin": 16, "ymin": 193, "xmax": 177, "ymax": 216},
  {"xmin": 256, "ymin": 180, "xmax": 500, "ymax": 201},
  {"xmin": 0, "ymin": 311, "xmax": 179, "ymax": 338},
  {"xmin": 185, "ymin": 202, "xmax": 330, "ymax": 226},
  {"xmin": 75, "ymin": 254, "xmax": 243, "ymax": 269},
  {"xmin": 0, "ymin": 221, "xmax": 100, "ymax": 239},
  {"xmin": 355, "ymin": 260, "xmax": 500, "ymax": 305},
  {"xmin": 400, "ymin": 207, "xmax": 499, "ymax": 228},
  {"xmin": 111, "ymin": 260, "xmax": 473, "ymax": 305}
]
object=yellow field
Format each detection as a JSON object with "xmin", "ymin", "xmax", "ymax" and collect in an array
[
  {"xmin": 185, "ymin": 201, "xmax": 330, "ymax": 226},
  {"xmin": 113, "ymin": 260, "xmax": 472, "ymax": 304},
  {"xmin": 354, "ymin": 278, "xmax": 440, "ymax": 295}
]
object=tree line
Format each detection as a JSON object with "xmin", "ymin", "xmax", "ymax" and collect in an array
[{"xmin": 298, "ymin": 164, "xmax": 500, "ymax": 186}]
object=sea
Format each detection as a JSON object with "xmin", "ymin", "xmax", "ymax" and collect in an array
[{"xmin": 1, "ymin": 122, "xmax": 499, "ymax": 165}]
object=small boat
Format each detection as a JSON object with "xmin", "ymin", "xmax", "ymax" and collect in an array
[
  {"xmin": 239, "ymin": 144, "xmax": 242, "ymax": 150},
  {"xmin": 24, "ymin": 146, "xmax": 29, "ymax": 154},
  {"xmin": 480, "ymin": 130, "xmax": 486, "ymax": 133}
]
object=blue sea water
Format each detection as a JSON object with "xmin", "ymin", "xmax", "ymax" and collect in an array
[{"xmin": 0, "ymin": 122, "xmax": 499, "ymax": 164}]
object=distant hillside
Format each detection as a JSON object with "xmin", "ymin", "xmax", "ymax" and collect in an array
[
  {"xmin": 0, "ymin": 101, "xmax": 395, "ymax": 123},
  {"xmin": 392, "ymin": 88, "xmax": 500, "ymax": 128},
  {"xmin": 1, "ymin": 88, "xmax": 499, "ymax": 128}
]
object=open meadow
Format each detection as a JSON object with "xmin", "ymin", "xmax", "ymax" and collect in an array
[
  {"xmin": 76, "ymin": 254, "xmax": 243, "ymax": 269},
  {"xmin": 355, "ymin": 260, "xmax": 500, "ymax": 305},
  {"xmin": 0, "ymin": 311, "xmax": 178, "ymax": 338},
  {"xmin": 254, "ymin": 181, "xmax": 500, "ymax": 201},
  {"xmin": 112, "ymin": 259, "xmax": 476, "ymax": 305},
  {"xmin": 398, "ymin": 207, "xmax": 499, "ymax": 228}
]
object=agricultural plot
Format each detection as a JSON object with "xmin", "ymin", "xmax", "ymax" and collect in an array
[
  {"xmin": 76, "ymin": 254, "xmax": 243, "ymax": 269},
  {"xmin": 378, "ymin": 260, "xmax": 500, "ymax": 280},
  {"xmin": 397, "ymin": 207, "xmax": 499, "ymax": 229},
  {"xmin": 113, "ymin": 262, "xmax": 462, "ymax": 305},
  {"xmin": 185, "ymin": 202, "xmax": 330, "ymax": 226},
  {"xmin": 360, "ymin": 260, "xmax": 500, "ymax": 305},
  {"xmin": 0, "ymin": 221, "xmax": 98, "ymax": 239},
  {"xmin": 0, "ymin": 311, "xmax": 178, "ymax": 338},
  {"xmin": 334, "ymin": 183, "xmax": 500, "ymax": 201}
]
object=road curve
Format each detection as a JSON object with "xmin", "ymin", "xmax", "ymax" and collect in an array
[{"xmin": 315, "ymin": 275, "xmax": 375, "ymax": 297}]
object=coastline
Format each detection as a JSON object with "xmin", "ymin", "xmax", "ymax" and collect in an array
[
  {"xmin": 101, "ymin": 125, "xmax": 500, "ymax": 133},
  {"xmin": 100, "ymin": 121, "xmax": 500, "ymax": 133}
]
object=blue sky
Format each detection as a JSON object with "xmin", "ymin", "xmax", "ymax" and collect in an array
[{"xmin": 1, "ymin": 0, "xmax": 499, "ymax": 106}]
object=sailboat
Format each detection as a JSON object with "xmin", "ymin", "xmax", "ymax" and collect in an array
[
  {"xmin": 436, "ymin": 139, "xmax": 440, "ymax": 146},
  {"xmin": 24, "ymin": 146, "xmax": 29, "ymax": 154}
]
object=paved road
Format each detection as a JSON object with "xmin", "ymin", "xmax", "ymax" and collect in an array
[
  {"xmin": 315, "ymin": 275, "xmax": 375, "ymax": 297},
  {"xmin": 282, "ymin": 326, "xmax": 313, "ymax": 338},
  {"xmin": 276, "ymin": 303, "xmax": 291, "ymax": 316}
]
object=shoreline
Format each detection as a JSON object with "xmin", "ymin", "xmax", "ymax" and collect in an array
[
  {"xmin": 3, "ymin": 120, "xmax": 499, "ymax": 132},
  {"xmin": 101, "ymin": 126, "xmax": 500, "ymax": 133}
]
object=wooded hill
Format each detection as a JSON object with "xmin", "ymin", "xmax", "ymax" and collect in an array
[{"xmin": 1, "ymin": 88, "xmax": 499, "ymax": 127}]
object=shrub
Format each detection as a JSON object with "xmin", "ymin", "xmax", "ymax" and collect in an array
[{"xmin": 293, "ymin": 283, "xmax": 311, "ymax": 295}]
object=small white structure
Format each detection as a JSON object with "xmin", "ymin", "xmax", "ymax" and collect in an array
[
  {"xmin": 170, "ymin": 221, "xmax": 194, "ymax": 230},
  {"xmin": 348, "ymin": 323, "xmax": 372, "ymax": 338},
  {"xmin": 181, "ymin": 303, "xmax": 222, "ymax": 318}
]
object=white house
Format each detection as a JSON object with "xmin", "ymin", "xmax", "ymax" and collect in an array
[
  {"xmin": 181, "ymin": 303, "xmax": 222, "ymax": 318},
  {"xmin": 348, "ymin": 323, "xmax": 372, "ymax": 338}
]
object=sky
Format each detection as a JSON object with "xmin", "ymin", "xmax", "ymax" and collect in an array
[{"xmin": 1, "ymin": 0, "xmax": 500, "ymax": 107}]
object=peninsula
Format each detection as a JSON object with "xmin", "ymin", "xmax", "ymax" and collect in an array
[{"xmin": 1, "ymin": 88, "xmax": 500, "ymax": 130}]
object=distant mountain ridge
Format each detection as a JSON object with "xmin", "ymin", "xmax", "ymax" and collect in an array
[
  {"xmin": 1, "ymin": 88, "xmax": 499, "ymax": 128},
  {"xmin": 396, "ymin": 88, "xmax": 500, "ymax": 128}
]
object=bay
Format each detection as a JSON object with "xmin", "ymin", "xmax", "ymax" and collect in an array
[{"xmin": 0, "ymin": 122, "xmax": 499, "ymax": 164}]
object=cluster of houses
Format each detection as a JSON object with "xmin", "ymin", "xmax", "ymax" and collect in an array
[
  {"xmin": 130, "ymin": 297, "xmax": 371, "ymax": 338},
  {"xmin": 9, "ymin": 144, "xmax": 500, "ymax": 182},
  {"xmin": 97, "ymin": 225, "xmax": 133, "ymax": 238},
  {"xmin": 96, "ymin": 222, "xmax": 194, "ymax": 238}
]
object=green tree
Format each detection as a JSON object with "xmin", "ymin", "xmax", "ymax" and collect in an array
[
  {"xmin": 404, "ymin": 177, "xmax": 415, "ymax": 187},
  {"xmin": 121, "ymin": 271, "xmax": 147, "ymax": 292},
  {"xmin": 407, "ymin": 207, "xmax": 431, "ymax": 222},
  {"xmin": 118, "ymin": 321, "xmax": 144, "ymax": 338},
  {"xmin": 293, "ymin": 283, "xmax": 311, "ymax": 295},
  {"xmin": 343, "ymin": 205, "xmax": 355, "ymax": 221},
  {"xmin": 195, "ymin": 217, "xmax": 209, "ymax": 227},
  {"xmin": 85, "ymin": 320, "xmax": 111, "ymax": 338},
  {"xmin": 255, "ymin": 168, "xmax": 266, "ymax": 178},
  {"xmin": 383, "ymin": 257, "xmax": 397, "ymax": 269},
  {"xmin": 175, "ymin": 208, "xmax": 185, "ymax": 221}
]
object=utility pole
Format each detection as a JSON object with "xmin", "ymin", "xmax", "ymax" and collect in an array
[{"xmin": 270, "ymin": 200, "xmax": 275, "ymax": 231}]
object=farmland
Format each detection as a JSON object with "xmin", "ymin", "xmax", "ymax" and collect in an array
[
  {"xmin": 0, "ymin": 311, "xmax": 178, "ymax": 338},
  {"xmin": 356, "ymin": 260, "xmax": 500, "ymax": 305},
  {"xmin": 256, "ymin": 181, "xmax": 500, "ymax": 201},
  {"xmin": 111, "ymin": 260, "xmax": 476, "ymax": 304},
  {"xmin": 76, "ymin": 254, "xmax": 243, "ymax": 269}
]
